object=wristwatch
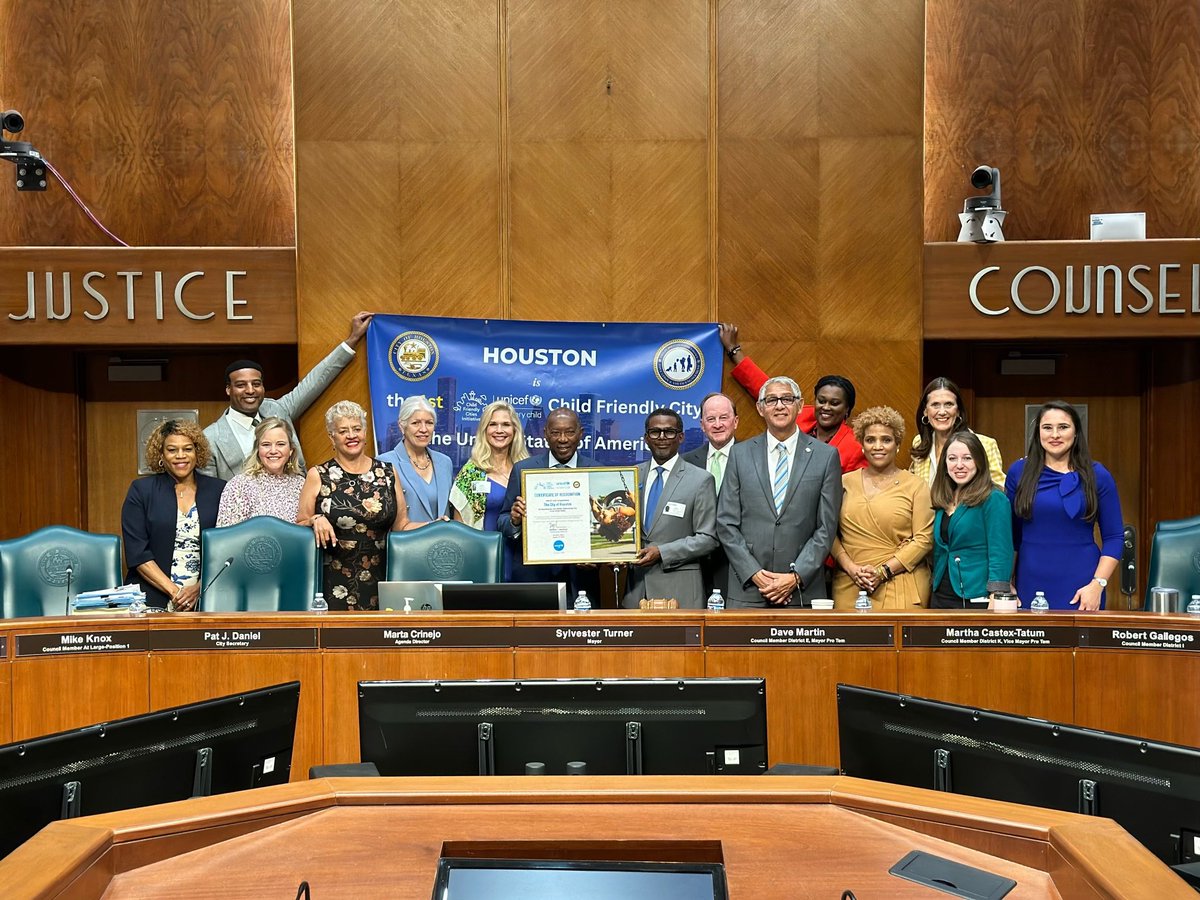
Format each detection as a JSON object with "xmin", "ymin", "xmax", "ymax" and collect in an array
[{"xmin": 1093, "ymin": 577, "xmax": 1108, "ymax": 588}]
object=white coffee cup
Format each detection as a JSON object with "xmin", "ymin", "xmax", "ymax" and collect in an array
[{"xmin": 811, "ymin": 599, "xmax": 834, "ymax": 610}]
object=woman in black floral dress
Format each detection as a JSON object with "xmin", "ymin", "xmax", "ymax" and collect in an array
[{"xmin": 299, "ymin": 401, "xmax": 414, "ymax": 610}]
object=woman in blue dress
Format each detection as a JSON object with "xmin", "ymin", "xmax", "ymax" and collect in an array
[
  {"xmin": 450, "ymin": 401, "xmax": 530, "ymax": 578},
  {"xmin": 1005, "ymin": 401, "xmax": 1123, "ymax": 610}
]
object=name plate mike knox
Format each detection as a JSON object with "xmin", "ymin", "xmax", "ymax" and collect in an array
[{"xmin": 16, "ymin": 629, "xmax": 150, "ymax": 657}]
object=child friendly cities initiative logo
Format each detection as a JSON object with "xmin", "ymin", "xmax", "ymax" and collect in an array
[
  {"xmin": 653, "ymin": 338, "xmax": 705, "ymax": 390},
  {"xmin": 388, "ymin": 331, "xmax": 439, "ymax": 382}
]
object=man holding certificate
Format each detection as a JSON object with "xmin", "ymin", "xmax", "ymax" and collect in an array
[
  {"xmin": 622, "ymin": 409, "xmax": 719, "ymax": 608},
  {"xmin": 498, "ymin": 408, "xmax": 602, "ymax": 595}
]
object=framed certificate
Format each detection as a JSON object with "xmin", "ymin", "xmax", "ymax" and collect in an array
[{"xmin": 521, "ymin": 466, "xmax": 642, "ymax": 566}]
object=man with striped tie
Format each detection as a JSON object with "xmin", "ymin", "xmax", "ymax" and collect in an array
[{"xmin": 716, "ymin": 376, "xmax": 841, "ymax": 608}]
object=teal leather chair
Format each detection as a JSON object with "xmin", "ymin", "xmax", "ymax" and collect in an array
[
  {"xmin": 1146, "ymin": 514, "xmax": 1200, "ymax": 602},
  {"xmin": 0, "ymin": 525, "xmax": 122, "ymax": 618},
  {"xmin": 386, "ymin": 520, "xmax": 502, "ymax": 583},
  {"xmin": 199, "ymin": 516, "xmax": 318, "ymax": 612}
]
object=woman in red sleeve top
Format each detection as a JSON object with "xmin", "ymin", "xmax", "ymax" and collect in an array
[{"xmin": 720, "ymin": 324, "xmax": 867, "ymax": 474}]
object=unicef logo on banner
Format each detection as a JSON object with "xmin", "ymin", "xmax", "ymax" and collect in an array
[
  {"xmin": 653, "ymin": 339, "xmax": 704, "ymax": 390},
  {"xmin": 388, "ymin": 331, "xmax": 439, "ymax": 382}
]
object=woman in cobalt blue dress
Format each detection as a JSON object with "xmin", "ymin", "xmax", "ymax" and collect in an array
[{"xmin": 1005, "ymin": 401, "xmax": 1123, "ymax": 610}]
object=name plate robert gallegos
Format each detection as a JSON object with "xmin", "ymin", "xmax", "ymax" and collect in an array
[
  {"xmin": 321, "ymin": 626, "xmax": 514, "ymax": 649},
  {"xmin": 149, "ymin": 628, "xmax": 318, "ymax": 651},
  {"xmin": 903, "ymin": 624, "xmax": 1075, "ymax": 648},
  {"xmin": 16, "ymin": 630, "xmax": 150, "ymax": 657},
  {"xmin": 1078, "ymin": 626, "xmax": 1200, "ymax": 653},
  {"xmin": 705, "ymin": 624, "xmax": 894, "ymax": 648},
  {"xmin": 514, "ymin": 625, "xmax": 701, "ymax": 647}
]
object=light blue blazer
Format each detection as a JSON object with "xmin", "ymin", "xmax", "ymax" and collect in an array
[{"xmin": 377, "ymin": 446, "xmax": 452, "ymax": 523}]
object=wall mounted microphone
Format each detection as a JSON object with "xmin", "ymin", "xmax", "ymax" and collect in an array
[
  {"xmin": 197, "ymin": 557, "xmax": 235, "ymax": 610},
  {"xmin": 64, "ymin": 565, "xmax": 74, "ymax": 616}
]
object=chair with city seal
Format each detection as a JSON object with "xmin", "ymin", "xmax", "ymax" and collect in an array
[
  {"xmin": 0, "ymin": 525, "xmax": 122, "ymax": 618},
  {"xmin": 198, "ymin": 516, "xmax": 318, "ymax": 612},
  {"xmin": 386, "ymin": 519, "xmax": 502, "ymax": 584},
  {"xmin": 1146, "ymin": 514, "xmax": 1200, "ymax": 605}
]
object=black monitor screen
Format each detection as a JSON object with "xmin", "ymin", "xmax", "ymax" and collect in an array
[
  {"xmin": 439, "ymin": 582, "xmax": 565, "ymax": 611},
  {"xmin": 359, "ymin": 678, "xmax": 767, "ymax": 776},
  {"xmin": 433, "ymin": 858, "xmax": 729, "ymax": 900},
  {"xmin": 0, "ymin": 680, "xmax": 300, "ymax": 858},
  {"xmin": 837, "ymin": 684, "xmax": 1200, "ymax": 864}
]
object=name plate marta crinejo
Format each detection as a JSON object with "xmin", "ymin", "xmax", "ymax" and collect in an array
[
  {"xmin": 1078, "ymin": 625, "xmax": 1200, "ymax": 653},
  {"xmin": 705, "ymin": 624, "xmax": 894, "ymax": 648},
  {"xmin": 16, "ymin": 630, "xmax": 150, "ymax": 657},
  {"xmin": 903, "ymin": 624, "xmax": 1076, "ymax": 648},
  {"xmin": 148, "ymin": 628, "xmax": 318, "ymax": 651},
  {"xmin": 321, "ymin": 626, "xmax": 514, "ymax": 649},
  {"xmin": 522, "ymin": 466, "xmax": 642, "ymax": 566}
]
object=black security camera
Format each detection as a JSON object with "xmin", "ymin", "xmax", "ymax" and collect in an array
[
  {"xmin": 964, "ymin": 165, "xmax": 1001, "ymax": 210},
  {"xmin": 0, "ymin": 108, "xmax": 46, "ymax": 191},
  {"xmin": 1, "ymin": 109, "xmax": 23, "ymax": 134}
]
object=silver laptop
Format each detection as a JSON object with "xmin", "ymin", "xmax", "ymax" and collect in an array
[{"xmin": 377, "ymin": 580, "xmax": 467, "ymax": 612}]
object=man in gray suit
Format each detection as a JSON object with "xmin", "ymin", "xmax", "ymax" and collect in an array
[
  {"xmin": 681, "ymin": 392, "xmax": 739, "ymax": 595},
  {"xmin": 201, "ymin": 311, "xmax": 372, "ymax": 479},
  {"xmin": 716, "ymin": 376, "xmax": 841, "ymax": 608},
  {"xmin": 623, "ymin": 408, "xmax": 719, "ymax": 608}
]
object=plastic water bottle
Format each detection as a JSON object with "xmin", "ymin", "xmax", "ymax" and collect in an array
[
  {"xmin": 1188, "ymin": 595, "xmax": 1200, "ymax": 615},
  {"xmin": 310, "ymin": 591, "xmax": 328, "ymax": 613},
  {"xmin": 573, "ymin": 590, "xmax": 591, "ymax": 612},
  {"xmin": 1030, "ymin": 591, "xmax": 1049, "ymax": 612},
  {"xmin": 855, "ymin": 590, "xmax": 872, "ymax": 612},
  {"xmin": 706, "ymin": 588, "xmax": 725, "ymax": 612}
]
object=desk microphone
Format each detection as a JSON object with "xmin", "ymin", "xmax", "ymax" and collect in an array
[
  {"xmin": 953, "ymin": 556, "xmax": 967, "ymax": 609},
  {"xmin": 64, "ymin": 565, "xmax": 74, "ymax": 616},
  {"xmin": 197, "ymin": 557, "xmax": 235, "ymax": 610}
]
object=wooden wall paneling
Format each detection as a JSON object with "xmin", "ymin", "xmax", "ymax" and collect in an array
[
  {"xmin": 704, "ymin": 647, "xmax": 898, "ymax": 769},
  {"xmin": 897, "ymin": 649, "xmax": 1075, "ymax": 722},
  {"xmin": 322, "ymin": 648, "xmax": 515, "ymax": 767},
  {"xmin": 0, "ymin": 0, "xmax": 295, "ymax": 246},
  {"xmin": 0, "ymin": 659, "xmax": 10, "ymax": 744},
  {"xmin": 1074, "ymin": 650, "xmax": 1200, "ymax": 747},
  {"xmin": 10, "ymin": 654, "xmax": 150, "ymax": 741},
  {"xmin": 293, "ymin": 0, "xmax": 502, "ymax": 457},
  {"xmin": 1146, "ymin": 340, "xmax": 1200, "ymax": 531},
  {"xmin": 924, "ymin": 0, "xmax": 1088, "ymax": 241},
  {"xmin": 513, "ymin": 648, "xmax": 705, "ymax": 679},
  {"xmin": 148, "ymin": 651, "xmax": 324, "ymax": 784},
  {"xmin": 0, "ymin": 350, "xmax": 82, "ymax": 538},
  {"xmin": 1149, "ymin": 1, "xmax": 1200, "ymax": 236}
]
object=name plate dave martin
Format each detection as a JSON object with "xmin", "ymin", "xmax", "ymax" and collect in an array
[
  {"xmin": 16, "ymin": 630, "xmax": 150, "ymax": 657},
  {"xmin": 149, "ymin": 628, "xmax": 318, "ymax": 651},
  {"xmin": 903, "ymin": 624, "xmax": 1075, "ymax": 648},
  {"xmin": 705, "ymin": 624, "xmax": 895, "ymax": 648},
  {"xmin": 1078, "ymin": 626, "xmax": 1200, "ymax": 653}
]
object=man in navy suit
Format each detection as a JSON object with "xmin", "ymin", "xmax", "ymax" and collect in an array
[{"xmin": 498, "ymin": 407, "xmax": 602, "ymax": 596}]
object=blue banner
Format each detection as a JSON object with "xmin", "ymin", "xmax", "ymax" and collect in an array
[{"xmin": 366, "ymin": 315, "xmax": 721, "ymax": 471}]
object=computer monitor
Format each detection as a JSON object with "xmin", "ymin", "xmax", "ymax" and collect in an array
[
  {"xmin": 431, "ymin": 858, "xmax": 729, "ymax": 900},
  {"xmin": 359, "ymin": 678, "xmax": 767, "ymax": 777},
  {"xmin": 837, "ymin": 684, "xmax": 1200, "ymax": 865},
  {"xmin": 0, "ymin": 680, "xmax": 300, "ymax": 858},
  {"xmin": 438, "ymin": 581, "xmax": 567, "ymax": 611}
]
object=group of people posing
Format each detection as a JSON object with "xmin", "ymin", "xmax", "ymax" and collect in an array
[{"xmin": 119, "ymin": 315, "xmax": 1123, "ymax": 613}]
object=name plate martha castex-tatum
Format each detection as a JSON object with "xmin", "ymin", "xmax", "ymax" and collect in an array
[
  {"xmin": 16, "ymin": 630, "xmax": 150, "ymax": 657},
  {"xmin": 902, "ymin": 624, "xmax": 1076, "ymax": 648},
  {"xmin": 1078, "ymin": 626, "xmax": 1200, "ymax": 653},
  {"xmin": 148, "ymin": 628, "xmax": 318, "ymax": 651},
  {"xmin": 705, "ymin": 625, "xmax": 895, "ymax": 648}
]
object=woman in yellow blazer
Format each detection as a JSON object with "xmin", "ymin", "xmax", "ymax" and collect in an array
[{"xmin": 909, "ymin": 377, "xmax": 1004, "ymax": 489}]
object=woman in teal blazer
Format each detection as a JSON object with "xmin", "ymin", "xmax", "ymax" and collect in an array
[{"xmin": 929, "ymin": 431, "xmax": 1014, "ymax": 608}]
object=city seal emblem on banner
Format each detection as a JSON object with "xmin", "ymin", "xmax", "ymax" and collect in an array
[
  {"xmin": 387, "ymin": 331, "xmax": 439, "ymax": 381},
  {"xmin": 652, "ymin": 338, "xmax": 705, "ymax": 390}
]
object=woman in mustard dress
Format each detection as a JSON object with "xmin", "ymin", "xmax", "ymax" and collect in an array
[{"xmin": 832, "ymin": 406, "xmax": 934, "ymax": 609}]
